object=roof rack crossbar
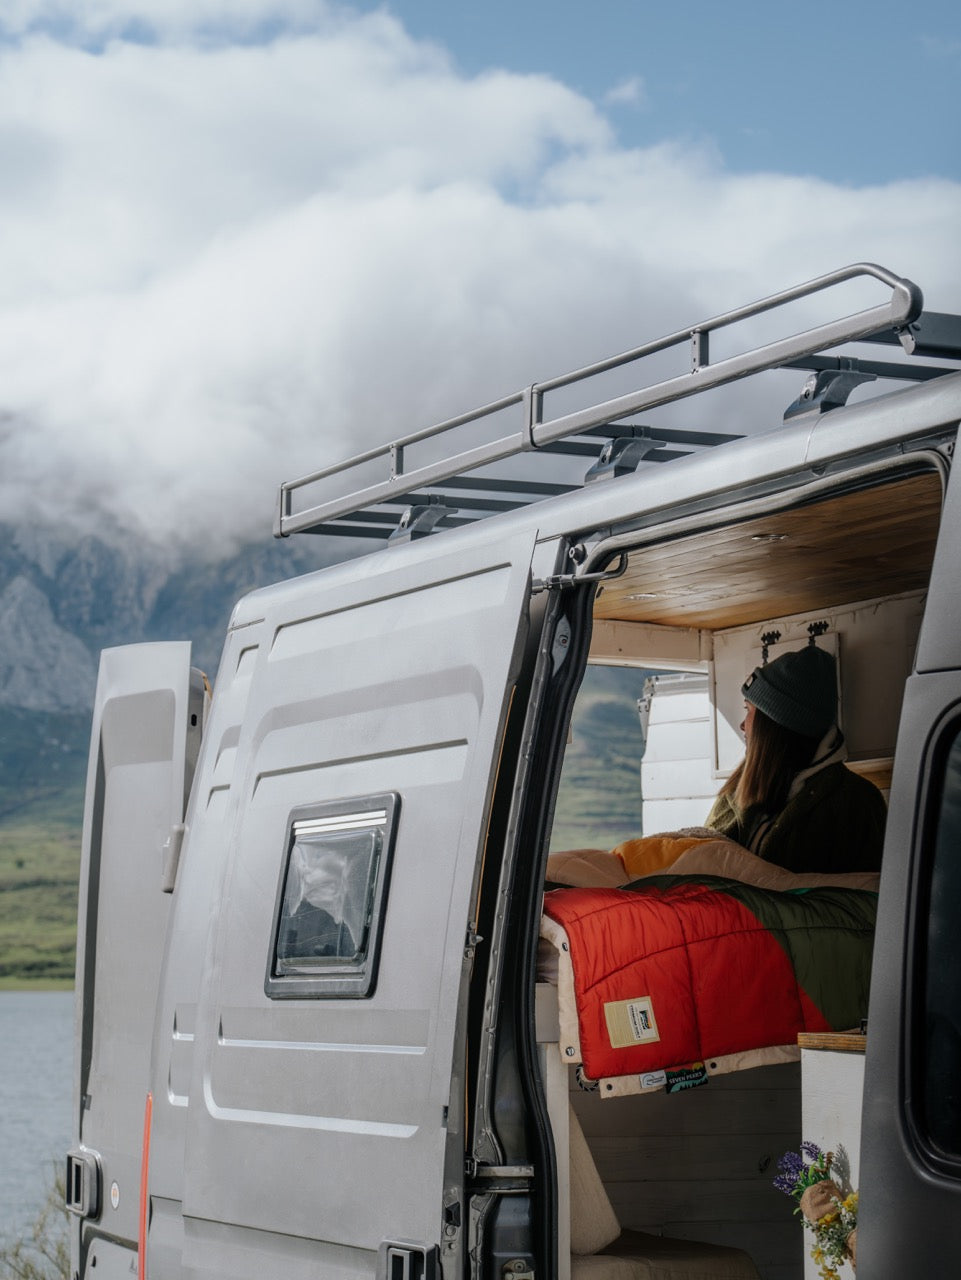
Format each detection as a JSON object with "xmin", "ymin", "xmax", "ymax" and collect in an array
[
  {"xmin": 579, "ymin": 424, "xmax": 744, "ymax": 447},
  {"xmin": 276, "ymin": 263, "xmax": 924, "ymax": 539},
  {"xmin": 442, "ymin": 475, "xmax": 575, "ymax": 497},
  {"xmin": 540, "ymin": 441, "xmax": 693, "ymax": 462},
  {"xmin": 859, "ymin": 311, "xmax": 961, "ymax": 361},
  {"xmin": 781, "ymin": 354, "xmax": 954, "ymax": 384},
  {"xmin": 383, "ymin": 491, "xmax": 527, "ymax": 514},
  {"xmin": 305, "ymin": 523, "xmax": 401, "ymax": 539}
]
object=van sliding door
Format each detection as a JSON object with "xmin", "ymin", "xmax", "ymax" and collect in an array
[
  {"xmin": 859, "ymin": 451, "xmax": 961, "ymax": 1275},
  {"xmin": 179, "ymin": 525, "xmax": 539, "ymax": 1278}
]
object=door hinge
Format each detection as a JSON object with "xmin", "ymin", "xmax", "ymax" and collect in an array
[
  {"xmin": 531, "ymin": 551, "xmax": 627, "ymax": 595},
  {"xmin": 502, "ymin": 1261, "xmax": 535, "ymax": 1280},
  {"xmin": 465, "ymin": 1158, "xmax": 534, "ymax": 1189},
  {"xmin": 464, "ymin": 924, "xmax": 484, "ymax": 959}
]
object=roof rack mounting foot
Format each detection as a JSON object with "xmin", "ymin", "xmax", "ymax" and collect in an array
[
  {"xmin": 783, "ymin": 368, "xmax": 877, "ymax": 422},
  {"xmin": 388, "ymin": 496, "xmax": 459, "ymax": 545},
  {"xmin": 584, "ymin": 434, "xmax": 666, "ymax": 484}
]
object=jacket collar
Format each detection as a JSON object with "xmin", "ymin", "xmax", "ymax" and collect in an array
[{"xmin": 787, "ymin": 725, "xmax": 846, "ymax": 800}]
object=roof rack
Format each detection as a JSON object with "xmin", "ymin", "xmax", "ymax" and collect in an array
[{"xmin": 276, "ymin": 263, "xmax": 958, "ymax": 544}]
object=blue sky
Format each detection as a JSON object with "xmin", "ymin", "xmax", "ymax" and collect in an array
[
  {"xmin": 358, "ymin": 0, "xmax": 960, "ymax": 186},
  {"xmin": 0, "ymin": 0, "xmax": 958, "ymax": 552}
]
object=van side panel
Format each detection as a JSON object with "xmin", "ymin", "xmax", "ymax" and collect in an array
[{"xmin": 169, "ymin": 528, "xmax": 538, "ymax": 1277}]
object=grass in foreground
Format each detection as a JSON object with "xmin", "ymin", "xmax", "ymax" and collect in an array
[{"xmin": 0, "ymin": 1169, "xmax": 68, "ymax": 1280}]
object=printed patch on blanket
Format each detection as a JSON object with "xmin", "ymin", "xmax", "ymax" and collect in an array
[
  {"xmin": 666, "ymin": 1062, "xmax": 709, "ymax": 1092},
  {"xmin": 604, "ymin": 996, "xmax": 660, "ymax": 1048}
]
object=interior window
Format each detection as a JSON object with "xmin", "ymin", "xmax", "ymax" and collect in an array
[
  {"xmin": 918, "ymin": 721, "xmax": 961, "ymax": 1161},
  {"xmin": 266, "ymin": 794, "xmax": 398, "ymax": 998}
]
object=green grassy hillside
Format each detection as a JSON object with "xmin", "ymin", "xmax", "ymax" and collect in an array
[
  {"xmin": 0, "ymin": 712, "xmax": 86, "ymax": 986},
  {"xmin": 0, "ymin": 786, "xmax": 82, "ymax": 987}
]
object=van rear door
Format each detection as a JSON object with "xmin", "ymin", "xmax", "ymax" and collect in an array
[
  {"xmin": 177, "ymin": 525, "xmax": 540, "ymax": 1278},
  {"xmin": 68, "ymin": 643, "xmax": 203, "ymax": 1259},
  {"xmin": 859, "ymin": 448, "xmax": 961, "ymax": 1274}
]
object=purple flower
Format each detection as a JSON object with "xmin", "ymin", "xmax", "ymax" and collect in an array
[
  {"xmin": 772, "ymin": 1143, "xmax": 830, "ymax": 1199},
  {"xmin": 773, "ymin": 1150, "xmax": 805, "ymax": 1197}
]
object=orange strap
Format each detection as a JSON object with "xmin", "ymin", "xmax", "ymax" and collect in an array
[{"xmin": 138, "ymin": 1092, "xmax": 153, "ymax": 1280}]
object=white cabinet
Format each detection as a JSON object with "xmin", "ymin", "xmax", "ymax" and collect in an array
[{"xmin": 799, "ymin": 1033, "xmax": 865, "ymax": 1279}]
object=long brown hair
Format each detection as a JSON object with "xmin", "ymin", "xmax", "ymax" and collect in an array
[{"xmin": 722, "ymin": 707, "xmax": 820, "ymax": 813}]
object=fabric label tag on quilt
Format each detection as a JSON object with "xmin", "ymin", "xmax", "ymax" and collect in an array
[
  {"xmin": 604, "ymin": 996, "xmax": 660, "ymax": 1047},
  {"xmin": 639, "ymin": 1070, "xmax": 667, "ymax": 1090}
]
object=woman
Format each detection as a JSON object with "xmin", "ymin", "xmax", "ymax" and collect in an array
[{"xmin": 705, "ymin": 644, "xmax": 886, "ymax": 874}]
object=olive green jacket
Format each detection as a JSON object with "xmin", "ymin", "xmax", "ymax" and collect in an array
[{"xmin": 705, "ymin": 757, "xmax": 886, "ymax": 875}]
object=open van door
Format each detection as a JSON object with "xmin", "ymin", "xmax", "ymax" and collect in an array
[
  {"xmin": 67, "ymin": 644, "xmax": 204, "ymax": 1265},
  {"xmin": 859, "ymin": 450, "xmax": 961, "ymax": 1275},
  {"xmin": 174, "ymin": 524, "xmax": 541, "ymax": 1278}
]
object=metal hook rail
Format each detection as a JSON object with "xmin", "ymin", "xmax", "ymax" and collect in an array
[{"xmin": 275, "ymin": 263, "xmax": 950, "ymax": 543}]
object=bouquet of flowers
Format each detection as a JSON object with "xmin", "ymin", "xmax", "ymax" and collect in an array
[{"xmin": 773, "ymin": 1141, "xmax": 858, "ymax": 1278}]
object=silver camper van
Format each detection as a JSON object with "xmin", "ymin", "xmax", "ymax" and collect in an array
[{"xmin": 67, "ymin": 265, "xmax": 961, "ymax": 1279}]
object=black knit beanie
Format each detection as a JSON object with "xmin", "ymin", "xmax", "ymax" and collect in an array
[{"xmin": 741, "ymin": 645, "xmax": 837, "ymax": 739}]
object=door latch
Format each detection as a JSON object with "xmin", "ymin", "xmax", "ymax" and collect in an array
[{"xmin": 502, "ymin": 1260, "xmax": 535, "ymax": 1279}]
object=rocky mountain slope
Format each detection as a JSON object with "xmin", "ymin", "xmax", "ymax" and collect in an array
[
  {"xmin": 0, "ymin": 521, "xmax": 345, "ymax": 810},
  {"xmin": 0, "ymin": 523, "xmax": 344, "ymax": 707},
  {"xmin": 0, "ymin": 517, "xmax": 651, "ymax": 821}
]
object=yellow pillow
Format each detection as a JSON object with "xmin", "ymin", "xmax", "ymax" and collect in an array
[{"xmin": 613, "ymin": 834, "xmax": 715, "ymax": 879}]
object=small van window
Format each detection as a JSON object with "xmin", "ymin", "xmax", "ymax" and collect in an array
[
  {"xmin": 918, "ymin": 721, "xmax": 961, "ymax": 1162},
  {"xmin": 266, "ymin": 794, "xmax": 398, "ymax": 999}
]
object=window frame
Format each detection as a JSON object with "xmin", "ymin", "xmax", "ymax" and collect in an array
[
  {"xmin": 264, "ymin": 792, "xmax": 399, "ymax": 1000},
  {"xmin": 909, "ymin": 706, "xmax": 961, "ymax": 1173}
]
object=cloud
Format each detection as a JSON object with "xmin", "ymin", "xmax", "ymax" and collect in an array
[
  {"xmin": 604, "ymin": 75, "xmax": 645, "ymax": 108},
  {"xmin": 0, "ymin": 4, "xmax": 959, "ymax": 558},
  {"xmin": 0, "ymin": 0, "xmax": 336, "ymax": 43}
]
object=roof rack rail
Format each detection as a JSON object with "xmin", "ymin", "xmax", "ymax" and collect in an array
[{"xmin": 276, "ymin": 262, "xmax": 940, "ymax": 543}]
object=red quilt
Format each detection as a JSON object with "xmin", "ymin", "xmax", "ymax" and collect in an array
[{"xmin": 541, "ymin": 875, "xmax": 876, "ymax": 1085}]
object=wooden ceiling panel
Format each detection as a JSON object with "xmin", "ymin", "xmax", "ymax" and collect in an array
[{"xmin": 593, "ymin": 472, "xmax": 942, "ymax": 630}]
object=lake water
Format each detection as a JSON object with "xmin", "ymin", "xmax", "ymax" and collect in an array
[{"xmin": 0, "ymin": 991, "xmax": 73, "ymax": 1243}]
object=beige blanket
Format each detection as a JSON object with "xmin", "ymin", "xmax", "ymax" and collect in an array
[{"xmin": 547, "ymin": 835, "xmax": 880, "ymax": 894}]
